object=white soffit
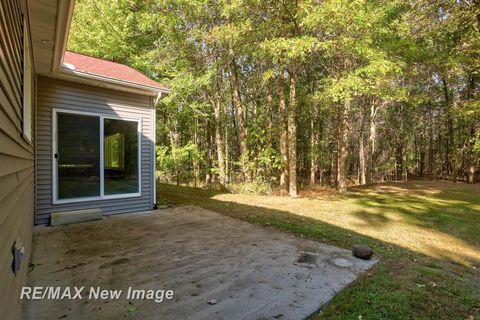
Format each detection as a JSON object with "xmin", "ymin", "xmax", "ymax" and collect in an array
[
  {"xmin": 28, "ymin": 0, "xmax": 168, "ymax": 96},
  {"xmin": 28, "ymin": 0, "xmax": 74, "ymax": 75}
]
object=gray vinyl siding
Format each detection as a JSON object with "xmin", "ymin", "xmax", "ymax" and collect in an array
[
  {"xmin": 35, "ymin": 76, "xmax": 155, "ymax": 225},
  {"xmin": 0, "ymin": 1, "xmax": 35, "ymax": 319}
]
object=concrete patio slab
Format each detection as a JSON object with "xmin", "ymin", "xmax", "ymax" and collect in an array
[{"xmin": 24, "ymin": 206, "xmax": 376, "ymax": 320}]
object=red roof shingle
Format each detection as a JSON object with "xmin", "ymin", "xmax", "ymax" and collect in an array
[{"xmin": 63, "ymin": 51, "xmax": 166, "ymax": 91}]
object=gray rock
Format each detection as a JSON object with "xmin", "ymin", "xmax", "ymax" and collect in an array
[{"xmin": 353, "ymin": 245, "xmax": 373, "ymax": 260}]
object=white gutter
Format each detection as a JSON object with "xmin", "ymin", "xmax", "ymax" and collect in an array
[
  {"xmin": 152, "ymin": 91, "xmax": 163, "ymax": 207},
  {"xmin": 152, "ymin": 106, "xmax": 157, "ymax": 207},
  {"xmin": 154, "ymin": 91, "xmax": 163, "ymax": 104},
  {"xmin": 60, "ymin": 68, "xmax": 170, "ymax": 95},
  {"xmin": 52, "ymin": 0, "xmax": 75, "ymax": 73}
]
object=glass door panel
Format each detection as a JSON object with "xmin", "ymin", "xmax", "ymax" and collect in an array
[
  {"xmin": 57, "ymin": 113, "xmax": 100, "ymax": 199},
  {"xmin": 104, "ymin": 118, "xmax": 139, "ymax": 195}
]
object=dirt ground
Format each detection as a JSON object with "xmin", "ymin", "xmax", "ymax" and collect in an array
[{"xmin": 24, "ymin": 206, "xmax": 375, "ymax": 320}]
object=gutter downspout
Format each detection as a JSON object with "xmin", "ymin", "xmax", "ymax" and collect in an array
[
  {"xmin": 155, "ymin": 91, "xmax": 163, "ymax": 105},
  {"xmin": 152, "ymin": 91, "xmax": 162, "ymax": 208}
]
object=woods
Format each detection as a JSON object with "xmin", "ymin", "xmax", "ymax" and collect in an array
[{"xmin": 69, "ymin": 0, "xmax": 480, "ymax": 195}]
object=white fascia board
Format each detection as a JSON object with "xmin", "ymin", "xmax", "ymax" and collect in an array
[
  {"xmin": 52, "ymin": 0, "xmax": 75, "ymax": 73},
  {"xmin": 59, "ymin": 68, "xmax": 170, "ymax": 96}
]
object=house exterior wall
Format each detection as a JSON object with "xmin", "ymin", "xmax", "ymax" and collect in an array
[
  {"xmin": 0, "ymin": 1, "xmax": 35, "ymax": 319},
  {"xmin": 35, "ymin": 76, "xmax": 156, "ymax": 225}
]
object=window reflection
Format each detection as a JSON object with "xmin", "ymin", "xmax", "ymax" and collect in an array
[
  {"xmin": 58, "ymin": 113, "xmax": 100, "ymax": 199},
  {"xmin": 104, "ymin": 118, "xmax": 139, "ymax": 195}
]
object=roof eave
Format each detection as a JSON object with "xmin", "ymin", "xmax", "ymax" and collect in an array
[
  {"xmin": 52, "ymin": 0, "xmax": 169, "ymax": 97},
  {"xmin": 52, "ymin": 0, "xmax": 75, "ymax": 74},
  {"xmin": 59, "ymin": 68, "xmax": 170, "ymax": 96}
]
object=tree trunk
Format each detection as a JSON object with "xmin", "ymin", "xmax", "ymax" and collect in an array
[
  {"xmin": 442, "ymin": 78, "xmax": 456, "ymax": 181},
  {"xmin": 169, "ymin": 117, "xmax": 180, "ymax": 186},
  {"xmin": 330, "ymin": 152, "xmax": 336, "ymax": 187},
  {"xmin": 450, "ymin": 96, "xmax": 458, "ymax": 182},
  {"xmin": 403, "ymin": 152, "xmax": 408, "ymax": 182},
  {"xmin": 288, "ymin": 66, "xmax": 298, "ymax": 197},
  {"xmin": 310, "ymin": 106, "xmax": 317, "ymax": 185},
  {"xmin": 205, "ymin": 118, "xmax": 212, "ymax": 186},
  {"xmin": 468, "ymin": 166, "xmax": 475, "ymax": 183},
  {"xmin": 336, "ymin": 99, "xmax": 350, "ymax": 193},
  {"xmin": 419, "ymin": 130, "xmax": 425, "ymax": 176},
  {"xmin": 228, "ymin": 44, "xmax": 251, "ymax": 183},
  {"xmin": 359, "ymin": 134, "xmax": 366, "ymax": 185},
  {"xmin": 428, "ymin": 116, "xmax": 434, "ymax": 178},
  {"xmin": 359, "ymin": 107, "xmax": 366, "ymax": 185},
  {"xmin": 366, "ymin": 102, "xmax": 377, "ymax": 184},
  {"xmin": 193, "ymin": 116, "xmax": 199, "ymax": 187},
  {"xmin": 224, "ymin": 106, "xmax": 230, "ymax": 184},
  {"xmin": 395, "ymin": 146, "xmax": 403, "ymax": 181},
  {"xmin": 213, "ymin": 94, "xmax": 226, "ymax": 186},
  {"xmin": 467, "ymin": 75, "xmax": 477, "ymax": 183},
  {"xmin": 266, "ymin": 83, "xmax": 274, "ymax": 177},
  {"xmin": 278, "ymin": 71, "xmax": 288, "ymax": 193}
]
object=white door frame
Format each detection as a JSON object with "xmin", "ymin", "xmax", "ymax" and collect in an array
[{"xmin": 52, "ymin": 108, "xmax": 142, "ymax": 204}]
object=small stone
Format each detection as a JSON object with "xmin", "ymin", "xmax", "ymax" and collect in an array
[
  {"xmin": 207, "ymin": 299, "xmax": 217, "ymax": 305},
  {"xmin": 353, "ymin": 245, "xmax": 373, "ymax": 260},
  {"xmin": 333, "ymin": 258, "xmax": 353, "ymax": 267}
]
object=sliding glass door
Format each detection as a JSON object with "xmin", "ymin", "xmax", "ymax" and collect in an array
[{"xmin": 55, "ymin": 110, "xmax": 140, "ymax": 203}]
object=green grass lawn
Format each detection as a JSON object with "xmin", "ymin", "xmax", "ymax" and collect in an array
[{"xmin": 157, "ymin": 180, "xmax": 480, "ymax": 320}]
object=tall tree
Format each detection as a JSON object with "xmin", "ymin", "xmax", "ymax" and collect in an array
[
  {"xmin": 277, "ymin": 69, "xmax": 289, "ymax": 192},
  {"xmin": 288, "ymin": 63, "xmax": 298, "ymax": 197},
  {"xmin": 69, "ymin": 0, "xmax": 480, "ymax": 192}
]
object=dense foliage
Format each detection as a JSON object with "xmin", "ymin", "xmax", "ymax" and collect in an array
[{"xmin": 69, "ymin": 0, "xmax": 479, "ymax": 195}]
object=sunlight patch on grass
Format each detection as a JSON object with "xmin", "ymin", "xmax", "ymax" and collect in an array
[{"xmin": 211, "ymin": 184, "xmax": 480, "ymax": 267}]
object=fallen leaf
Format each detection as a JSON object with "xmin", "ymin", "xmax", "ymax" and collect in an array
[
  {"xmin": 416, "ymin": 284, "xmax": 426, "ymax": 288},
  {"xmin": 127, "ymin": 306, "xmax": 138, "ymax": 312}
]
